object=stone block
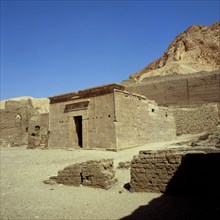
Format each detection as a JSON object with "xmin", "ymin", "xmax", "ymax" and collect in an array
[{"xmin": 117, "ymin": 161, "xmax": 131, "ymax": 169}]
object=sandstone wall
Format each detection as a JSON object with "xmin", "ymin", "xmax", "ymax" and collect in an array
[
  {"xmin": 87, "ymin": 93, "xmax": 116, "ymax": 149},
  {"xmin": 49, "ymin": 93, "xmax": 116, "ymax": 149},
  {"xmin": 49, "ymin": 100, "xmax": 75, "ymax": 148},
  {"xmin": 114, "ymin": 90, "xmax": 176, "ymax": 149},
  {"xmin": 130, "ymin": 149, "xmax": 220, "ymax": 196},
  {"xmin": 125, "ymin": 71, "xmax": 220, "ymax": 106},
  {"xmin": 171, "ymin": 104, "xmax": 219, "ymax": 135},
  {"xmin": 46, "ymin": 159, "xmax": 118, "ymax": 190},
  {"xmin": 49, "ymin": 90, "xmax": 177, "ymax": 150}
]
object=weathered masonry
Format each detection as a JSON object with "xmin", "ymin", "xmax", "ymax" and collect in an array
[
  {"xmin": 124, "ymin": 71, "xmax": 220, "ymax": 106},
  {"xmin": 0, "ymin": 99, "xmax": 38, "ymax": 147},
  {"xmin": 48, "ymin": 84, "xmax": 176, "ymax": 150},
  {"xmin": 130, "ymin": 149, "xmax": 220, "ymax": 196}
]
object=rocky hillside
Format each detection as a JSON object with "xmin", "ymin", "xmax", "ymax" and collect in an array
[{"xmin": 129, "ymin": 22, "xmax": 220, "ymax": 81}]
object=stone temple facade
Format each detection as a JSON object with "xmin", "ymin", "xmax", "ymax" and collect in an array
[{"xmin": 48, "ymin": 83, "xmax": 176, "ymax": 151}]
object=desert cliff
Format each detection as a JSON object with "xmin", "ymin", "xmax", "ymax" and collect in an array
[{"xmin": 129, "ymin": 22, "xmax": 220, "ymax": 81}]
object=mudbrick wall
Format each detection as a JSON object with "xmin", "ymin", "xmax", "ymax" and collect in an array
[
  {"xmin": 124, "ymin": 71, "xmax": 220, "ymax": 106},
  {"xmin": 171, "ymin": 104, "xmax": 219, "ymax": 135},
  {"xmin": 27, "ymin": 113, "xmax": 49, "ymax": 149},
  {"xmin": 0, "ymin": 99, "xmax": 50, "ymax": 148},
  {"xmin": 46, "ymin": 159, "xmax": 118, "ymax": 190},
  {"xmin": 0, "ymin": 100, "xmax": 38, "ymax": 146},
  {"xmin": 130, "ymin": 149, "xmax": 220, "ymax": 196}
]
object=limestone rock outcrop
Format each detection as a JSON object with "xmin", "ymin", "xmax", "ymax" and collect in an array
[{"xmin": 130, "ymin": 22, "xmax": 220, "ymax": 80}]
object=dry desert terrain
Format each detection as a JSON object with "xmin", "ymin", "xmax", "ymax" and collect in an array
[{"xmin": 1, "ymin": 135, "xmax": 219, "ymax": 220}]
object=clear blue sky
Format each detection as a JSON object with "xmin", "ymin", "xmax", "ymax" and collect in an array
[{"xmin": 1, "ymin": 0, "xmax": 219, "ymax": 99}]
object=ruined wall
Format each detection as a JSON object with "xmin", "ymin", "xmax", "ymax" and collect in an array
[
  {"xmin": 114, "ymin": 91, "xmax": 176, "ymax": 149},
  {"xmin": 125, "ymin": 71, "xmax": 220, "ymax": 106},
  {"xmin": 171, "ymin": 104, "xmax": 219, "ymax": 135},
  {"xmin": 0, "ymin": 100, "xmax": 38, "ymax": 146},
  {"xmin": 218, "ymin": 103, "xmax": 220, "ymax": 119},
  {"xmin": 45, "ymin": 159, "xmax": 118, "ymax": 190},
  {"xmin": 28, "ymin": 113, "xmax": 49, "ymax": 148},
  {"xmin": 48, "ymin": 93, "xmax": 116, "ymax": 149},
  {"xmin": 130, "ymin": 149, "xmax": 220, "ymax": 196}
]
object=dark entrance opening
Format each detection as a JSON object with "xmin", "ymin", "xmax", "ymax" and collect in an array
[{"xmin": 73, "ymin": 116, "xmax": 83, "ymax": 148}]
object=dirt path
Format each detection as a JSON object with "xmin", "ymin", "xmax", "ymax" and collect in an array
[{"xmin": 1, "ymin": 135, "xmax": 202, "ymax": 220}]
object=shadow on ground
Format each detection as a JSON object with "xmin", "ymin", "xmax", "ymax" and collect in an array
[
  {"xmin": 121, "ymin": 152, "xmax": 220, "ymax": 220},
  {"xmin": 120, "ymin": 194, "xmax": 220, "ymax": 220}
]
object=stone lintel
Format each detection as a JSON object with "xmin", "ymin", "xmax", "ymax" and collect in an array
[{"xmin": 49, "ymin": 83, "xmax": 125, "ymax": 104}]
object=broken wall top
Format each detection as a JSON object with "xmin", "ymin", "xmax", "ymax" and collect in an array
[
  {"xmin": 138, "ymin": 147, "xmax": 220, "ymax": 158},
  {"xmin": 5, "ymin": 99, "xmax": 34, "ymax": 109}
]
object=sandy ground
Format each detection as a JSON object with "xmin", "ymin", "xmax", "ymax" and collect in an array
[{"xmin": 1, "ymin": 135, "xmax": 218, "ymax": 220}]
